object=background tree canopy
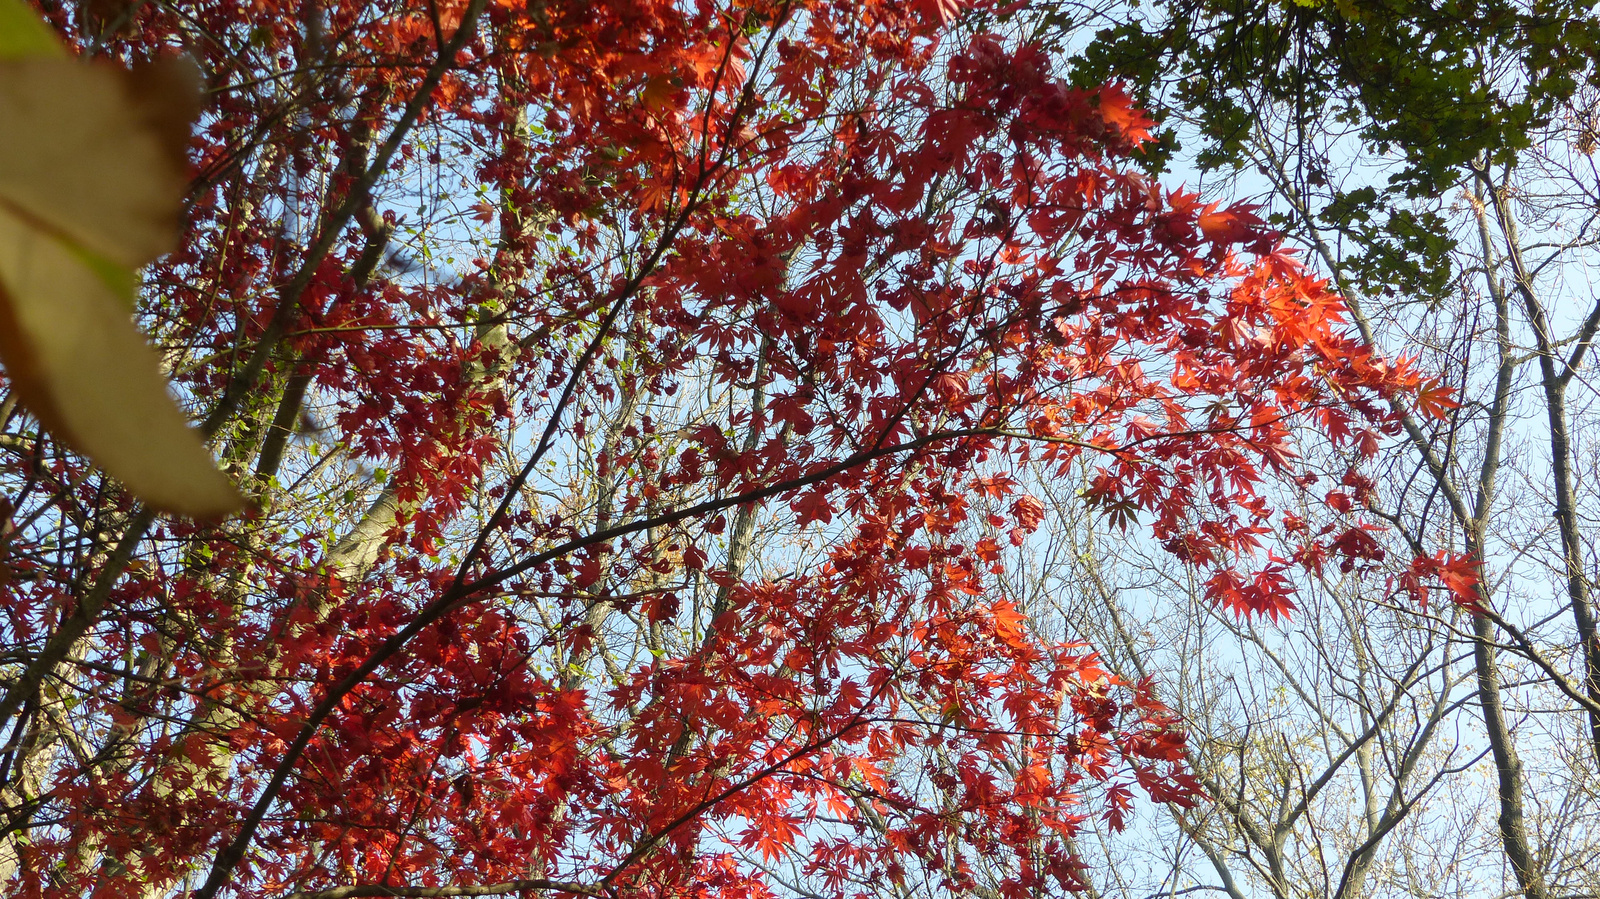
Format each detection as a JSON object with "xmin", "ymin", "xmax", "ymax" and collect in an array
[{"xmin": 1055, "ymin": 1, "xmax": 1600, "ymax": 897}]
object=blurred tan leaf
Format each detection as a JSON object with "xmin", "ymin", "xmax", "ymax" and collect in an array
[
  {"xmin": 0, "ymin": 4, "xmax": 240, "ymax": 517},
  {"xmin": 0, "ymin": 55, "xmax": 195, "ymax": 268}
]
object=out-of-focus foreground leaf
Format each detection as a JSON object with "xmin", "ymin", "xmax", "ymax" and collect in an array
[{"xmin": 0, "ymin": 0, "xmax": 242, "ymax": 518}]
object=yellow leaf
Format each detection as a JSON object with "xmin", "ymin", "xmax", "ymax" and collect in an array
[
  {"xmin": 0, "ymin": 205, "xmax": 242, "ymax": 517},
  {"xmin": 0, "ymin": 28, "xmax": 238, "ymax": 518},
  {"xmin": 0, "ymin": 55, "xmax": 197, "ymax": 269},
  {"xmin": 0, "ymin": 0, "xmax": 64, "ymax": 60}
]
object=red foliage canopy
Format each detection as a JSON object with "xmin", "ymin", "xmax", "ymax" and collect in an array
[{"xmin": 0, "ymin": 0, "xmax": 1455, "ymax": 897}]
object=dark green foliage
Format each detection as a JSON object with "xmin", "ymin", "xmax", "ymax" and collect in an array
[{"xmin": 1066, "ymin": 0, "xmax": 1600, "ymax": 307}]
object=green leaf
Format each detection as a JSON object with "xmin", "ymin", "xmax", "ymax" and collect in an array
[{"xmin": 0, "ymin": 0, "xmax": 64, "ymax": 60}]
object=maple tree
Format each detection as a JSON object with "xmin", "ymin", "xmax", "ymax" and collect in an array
[{"xmin": 0, "ymin": 0, "xmax": 1450, "ymax": 897}]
